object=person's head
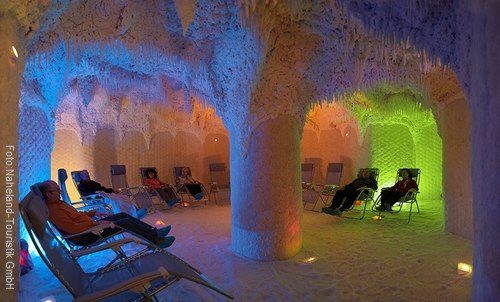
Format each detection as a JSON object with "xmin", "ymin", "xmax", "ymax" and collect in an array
[
  {"xmin": 80, "ymin": 170, "xmax": 90, "ymax": 181},
  {"xmin": 401, "ymin": 169, "xmax": 413, "ymax": 180},
  {"xmin": 39, "ymin": 180, "xmax": 61, "ymax": 203},
  {"xmin": 181, "ymin": 167, "xmax": 190, "ymax": 176},
  {"xmin": 360, "ymin": 169, "xmax": 371, "ymax": 179},
  {"xmin": 146, "ymin": 168, "xmax": 157, "ymax": 179}
]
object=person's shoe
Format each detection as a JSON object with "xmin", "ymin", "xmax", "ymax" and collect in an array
[
  {"xmin": 384, "ymin": 203, "xmax": 393, "ymax": 212},
  {"xmin": 321, "ymin": 207, "xmax": 335, "ymax": 215},
  {"xmin": 375, "ymin": 205, "xmax": 385, "ymax": 212},
  {"xmin": 136, "ymin": 208, "xmax": 148, "ymax": 219},
  {"xmin": 332, "ymin": 208, "xmax": 343, "ymax": 216},
  {"xmin": 156, "ymin": 225, "xmax": 172, "ymax": 237},
  {"xmin": 156, "ymin": 236, "xmax": 175, "ymax": 249},
  {"xmin": 167, "ymin": 198, "xmax": 181, "ymax": 208},
  {"xmin": 194, "ymin": 192, "xmax": 204, "ymax": 200}
]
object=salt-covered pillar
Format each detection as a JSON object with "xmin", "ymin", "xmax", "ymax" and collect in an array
[
  {"xmin": 467, "ymin": 1, "xmax": 500, "ymax": 300},
  {"xmin": 230, "ymin": 114, "xmax": 303, "ymax": 260}
]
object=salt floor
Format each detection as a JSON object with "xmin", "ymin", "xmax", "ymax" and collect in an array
[{"xmin": 20, "ymin": 199, "xmax": 472, "ymax": 301}]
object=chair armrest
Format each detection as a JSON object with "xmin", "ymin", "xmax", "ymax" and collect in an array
[
  {"xmin": 74, "ymin": 267, "xmax": 172, "ymax": 302},
  {"xmin": 71, "ymin": 238, "xmax": 142, "ymax": 257},
  {"xmin": 62, "ymin": 223, "xmax": 118, "ymax": 239}
]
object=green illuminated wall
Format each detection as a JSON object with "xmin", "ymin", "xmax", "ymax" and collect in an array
[{"xmin": 348, "ymin": 86, "xmax": 442, "ymax": 199}]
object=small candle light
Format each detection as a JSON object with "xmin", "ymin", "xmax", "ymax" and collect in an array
[
  {"xmin": 39, "ymin": 296, "xmax": 56, "ymax": 302},
  {"xmin": 154, "ymin": 220, "xmax": 165, "ymax": 226},
  {"xmin": 457, "ymin": 262, "xmax": 472, "ymax": 274},
  {"xmin": 303, "ymin": 256, "xmax": 318, "ymax": 263}
]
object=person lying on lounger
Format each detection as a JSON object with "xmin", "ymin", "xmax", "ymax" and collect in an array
[
  {"xmin": 176, "ymin": 167, "xmax": 205, "ymax": 200},
  {"xmin": 375, "ymin": 168, "xmax": 418, "ymax": 212},
  {"xmin": 40, "ymin": 180, "xmax": 175, "ymax": 248},
  {"xmin": 144, "ymin": 168, "xmax": 181, "ymax": 208},
  {"xmin": 78, "ymin": 170, "xmax": 147, "ymax": 219},
  {"xmin": 322, "ymin": 168, "xmax": 378, "ymax": 217}
]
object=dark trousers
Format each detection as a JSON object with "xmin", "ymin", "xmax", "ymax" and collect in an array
[
  {"xmin": 185, "ymin": 184, "xmax": 202, "ymax": 196},
  {"xmin": 72, "ymin": 212, "xmax": 159, "ymax": 246},
  {"xmin": 329, "ymin": 189, "xmax": 361, "ymax": 211},
  {"xmin": 380, "ymin": 190, "xmax": 405, "ymax": 206},
  {"xmin": 156, "ymin": 187, "xmax": 178, "ymax": 202}
]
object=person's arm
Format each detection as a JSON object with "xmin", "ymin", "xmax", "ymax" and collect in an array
[
  {"xmin": 48, "ymin": 204, "xmax": 99, "ymax": 234},
  {"xmin": 144, "ymin": 178, "xmax": 155, "ymax": 190}
]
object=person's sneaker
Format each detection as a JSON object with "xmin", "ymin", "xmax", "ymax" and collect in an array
[
  {"xmin": 136, "ymin": 208, "xmax": 148, "ymax": 219},
  {"xmin": 194, "ymin": 192, "xmax": 204, "ymax": 200},
  {"xmin": 375, "ymin": 205, "xmax": 385, "ymax": 212},
  {"xmin": 384, "ymin": 203, "xmax": 393, "ymax": 212},
  {"xmin": 156, "ymin": 225, "xmax": 172, "ymax": 237},
  {"xmin": 167, "ymin": 198, "xmax": 181, "ymax": 208},
  {"xmin": 332, "ymin": 208, "xmax": 343, "ymax": 216},
  {"xmin": 156, "ymin": 236, "xmax": 176, "ymax": 249},
  {"xmin": 321, "ymin": 207, "xmax": 335, "ymax": 215}
]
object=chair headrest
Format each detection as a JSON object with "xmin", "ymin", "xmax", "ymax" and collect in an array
[
  {"xmin": 110, "ymin": 165, "xmax": 126, "ymax": 176},
  {"xmin": 174, "ymin": 166, "xmax": 191, "ymax": 177},
  {"xmin": 209, "ymin": 163, "xmax": 225, "ymax": 172},
  {"xmin": 58, "ymin": 169, "xmax": 68, "ymax": 182},
  {"xmin": 301, "ymin": 163, "xmax": 314, "ymax": 172},
  {"xmin": 327, "ymin": 163, "xmax": 343, "ymax": 173},
  {"xmin": 358, "ymin": 168, "xmax": 378, "ymax": 179},
  {"xmin": 20, "ymin": 190, "xmax": 49, "ymax": 239}
]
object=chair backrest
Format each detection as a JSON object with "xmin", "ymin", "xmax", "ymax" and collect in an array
[
  {"xmin": 110, "ymin": 165, "xmax": 129, "ymax": 190},
  {"xmin": 396, "ymin": 168, "xmax": 421, "ymax": 186},
  {"xmin": 20, "ymin": 188, "xmax": 89, "ymax": 297},
  {"xmin": 70, "ymin": 170, "xmax": 87, "ymax": 197},
  {"xmin": 358, "ymin": 168, "xmax": 379, "ymax": 182},
  {"xmin": 57, "ymin": 168, "xmax": 72, "ymax": 204},
  {"xmin": 301, "ymin": 163, "xmax": 314, "ymax": 183},
  {"xmin": 325, "ymin": 163, "xmax": 343, "ymax": 186},
  {"xmin": 140, "ymin": 167, "xmax": 157, "ymax": 186},
  {"xmin": 209, "ymin": 163, "xmax": 230, "ymax": 189}
]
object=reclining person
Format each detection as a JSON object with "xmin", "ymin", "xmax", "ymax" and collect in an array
[
  {"xmin": 40, "ymin": 180, "xmax": 175, "ymax": 248},
  {"xmin": 176, "ymin": 167, "xmax": 205, "ymax": 200},
  {"xmin": 78, "ymin": 170, "xmax": 147, "ymax": 219},
  {"xmin": 144, "ymin": 168, "xmax": 181, "ymax": 208},
  {"xmin": 322, "ymin": 168, "xmax": 378, "ymax": 216},
  {"xmin": 376, "ymin": 168, "xmax": 418, "ymax": 212}
]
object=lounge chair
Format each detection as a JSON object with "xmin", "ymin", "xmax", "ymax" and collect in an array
[
  {"xmin": 173, "ymin": 166, "xmax": 210, "ymax": 206},
  {"xmin": 303, "ymin": 163, "xmax": 343, "ymax": 211},
  {"xmin": 139, "ymin": 167, "xmax": 178, "ymax": 209},
  {"xmin": 110, "ymin": 165, "xmax": 154, "ymax": 211},
  {"xmin": 342, "ymin": 168, "xmax": 379, "ymax": 220},
  {"xmin": 373, "ymin": 168, "xmax": 421, "ymax": 223},
  {"xmin": 208, "ymin": 163, "xmax": 230, "ymax": 205},
  {"xmin": 19, "ymin": 190, "xmax": 234, "ymax": 301}
]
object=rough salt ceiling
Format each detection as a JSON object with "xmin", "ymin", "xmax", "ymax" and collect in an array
[{"xmin": 7, "ymin": 0, "xmax": 463, "ymax": 154}]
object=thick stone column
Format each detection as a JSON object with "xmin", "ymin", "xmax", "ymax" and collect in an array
[
  {"xmin": 468, "ymin": 1, "xmax": 500, "ymax": 300},
  {"xmin": 230, "ymin": 114, "xmax": 303, "ymax": 260}
]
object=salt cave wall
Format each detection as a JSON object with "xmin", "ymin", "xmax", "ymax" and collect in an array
[{"xmin": 51, "ymin": 89, "xmax": 230, "ymax": 202}]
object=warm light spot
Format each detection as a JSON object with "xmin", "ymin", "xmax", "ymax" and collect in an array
[
  {"xmin": 371, "ymin": 215, "xmax": 382, "ymax": 220},
  {"xmin": 11, "ymin": 46, "xmax": 19, "ymax": 58},
  {"xmin": 39, "ymin": 296, "xmax": 56, "ymax": 302},
  {"xmin": 303, "ymin": 256, "xmax": 318, "ymax": 263},
  {"xmin": 345, "ymin": 133, "xmax": 349, "ymax": 137},
  {"xmin": 355, "ymin": 200, "xmax": 362, "ymax": 205},
  {"xmin": 154, "ymin": 220, "xmax": 166, "ymax": 226},
  {"xmin": 457, "ymin": 262, "xmax": 472, "ymax": 274},
  {"xmin": 214, "ymin": 138, "xmax": 218, "ymax": 142}
]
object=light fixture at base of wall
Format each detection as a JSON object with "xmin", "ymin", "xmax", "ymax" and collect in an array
[{"xmin": 11, "ymin": 46, "xmax": 19, "ymax": 58}]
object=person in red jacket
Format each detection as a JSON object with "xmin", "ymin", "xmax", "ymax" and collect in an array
[
  {"xmin": 144, "ymin": 168, "xmax": 181, "ymax": 208},
  {"xmin": 40, "ymin": 180, "xmax": 175, "ymax": 248},
  {"xmin": 376, "ymin": 168, "xmax": 418, "ymax": 212}
]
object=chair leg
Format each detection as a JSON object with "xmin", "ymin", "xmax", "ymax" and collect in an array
[{"xmin": 408, "ymin": 202, "xmax": 413, "ymax": 223}]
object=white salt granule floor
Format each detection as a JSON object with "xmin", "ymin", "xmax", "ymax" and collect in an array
[{"xmin": 20, "ymin": 199, "xmax": 472, "ymax": 301}]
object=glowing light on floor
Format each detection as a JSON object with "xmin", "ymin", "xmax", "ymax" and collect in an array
[
  {"xmin": 303, "ymin": 256, "xmax": 318, "ymax": 263},
  {"xmin": 39, "ymin": 296, "xmax": 56, "ymax": 302},
  {"xmin": 11, "ymin": 46, "xmax": 19, "ymax": 58},
  {"xmin": 154, "ymin": 220, "xmax": 166, "ymax": 227},
  {"xmin": 371, "ymin": 215, "xmax": 382, "ymax": 220},
  {"xmin": 457, "ymin": 262, "xmax": 472, "ymax": 274}
]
